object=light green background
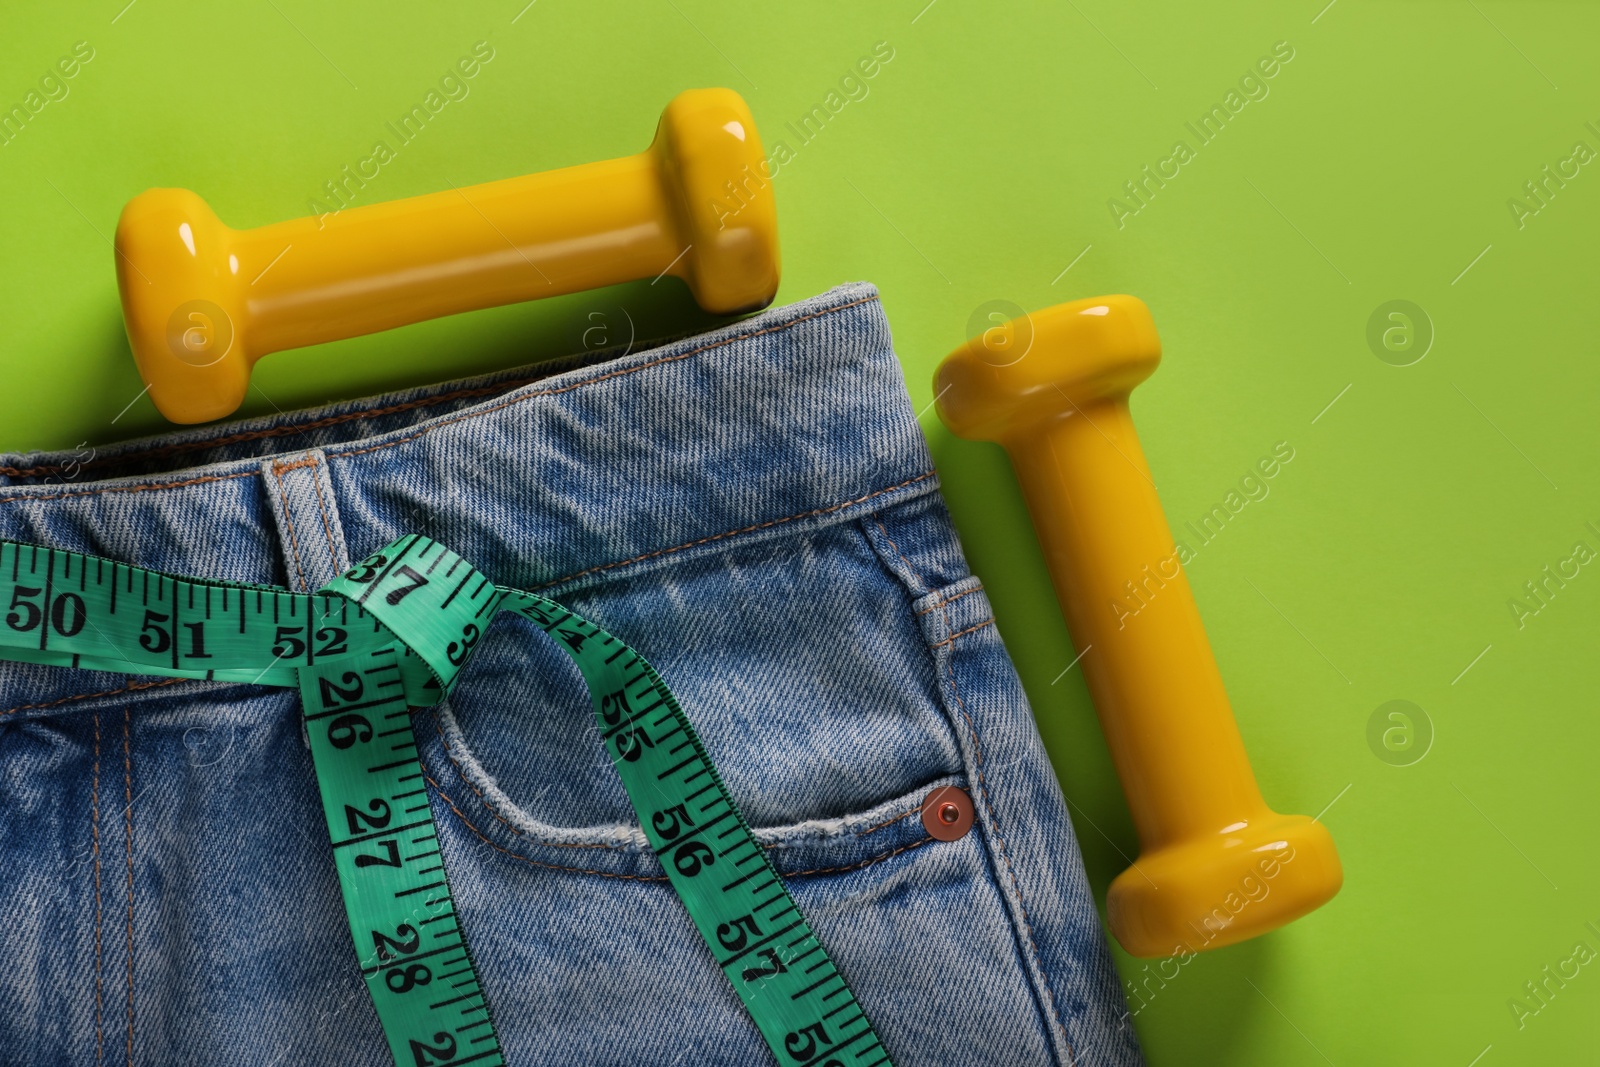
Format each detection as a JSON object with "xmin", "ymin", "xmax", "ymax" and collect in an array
[{"xmin": 3, "ymin": 2, "xmax": 1597, "ymax": 1063}]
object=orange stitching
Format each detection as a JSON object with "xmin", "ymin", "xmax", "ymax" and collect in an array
[
  {"xmin": 423, "ymin": 769, "xmax": 669, "ymax": 883},
  {"xmin": 959, "ymin": 704, "xmax": 984, "ymax": 767},
  {"xmin": 302, "ymin": 457, "xmax": 341, "ymax": 574},
  {"xmin": 328, "ymin": 297, "xmax": 881, "ymax": 462},
  {"xmin": 871, "ymin": 518, "xmax": 983, "ymax": 779},
  {"xmin": 858, "ymin": 806, "xmax": 922, "ymax": 836},
  {"xmin": 875, "ymin": 510, "xmax": 994, "ymax": 768},
  {"xmin": 272, "ymin": 462, "xmax": 310, "ymax": 591},
  {"xmin": 930, "ymin": 585, "xmax": 988, "ymax": 768},
  {"xmin": 783, "ymin": 835, "xmax": 935, "ymax": 878},
  {"xmin": 424, "ymin": 763, "xmax": 940, "ymax": 883},
  {"xmin": 0, "ymin": 677, "xmax": 190, "ymax": 720},
  {"xmin": 537, "ymin": 472, "xmax": 936, "ymax": 590},
  {"xmin": 871, "ymin": 515, "xmax": 928, "ymax": 597},
  {"xmin": 425, "ymin": 742, "xmax": 940, "ymax": 876},
  {"xmin": 915, "ymin": 585, "xmax": 984, "ymax": 616},
  {"xmin": 429, "ymin": 714, "xmax": 530, "ymax": 840},
  {"xmin": 941, "ymin": 631, "xmax": 1075, "ymax": 1065},
  {"xmin": 0, "ymin": 470, "xmax": 256, "ymax": 508},
  {"xmin": 121, "ymin": 708, "xmax": 135, "ymax": 1067},
  {"xmin": 880, "ymin": 508, "xmax": 1076, "ymax": 1064},
  {"xmin": 269, "ymin": 457, "xmax": 319, "ymax": 474},
  {"xmin": 429, "ymin": 710, "xmax": 914, "ymax": 852},
  {"xmin": 930, "ymin": 620, "xmax": 994, "ymax": 649},
  {"xmin": 91, "ymin": 711, "xmax": 104, "ymax": 1067}
]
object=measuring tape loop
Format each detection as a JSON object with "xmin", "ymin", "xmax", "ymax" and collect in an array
[{"xmin": 0, "ymin": 535, "xmax": 892, "ymax": 1067}]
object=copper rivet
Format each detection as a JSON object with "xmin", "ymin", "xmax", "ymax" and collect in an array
[{"xmin": 921, "ymin": 786, "xmax": 974, "ymax": 842}]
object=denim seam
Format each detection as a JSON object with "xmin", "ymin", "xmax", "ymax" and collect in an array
[
  {"xmin": 930, "ymin": 620, "xmax": 996, "ymax": 649},
  {"xmin": 857, "ymin": 807, "xmax": 922, "ymax": 836},
  {"xmin": 938, "ymin": 649, "xmax": 1077, "ymax": 1067},
  {"xmin": 274, "ymin": 457, "xmax": 341, "ymax": 569},
  {"xmin": 304, "ymin": 460, "xmax": 343, "ymax": 573},
  {"xmin": 325, "ymin": 296, "xmax": 883, "ymax": 462},
  {"xmin": 426, "ymin": 706, "xmax": 639, "ymax": 852},
  {"xmin": 865, "ymin": 512, "xmax": 1078, "ymax": 1067},
  {"xmin": 271, "ymin": 462, "xmax": 311, "ymax": 592},
  {"xmin": 0, "ymin": 470, "xmax": 256, "ymax": 507},
  {"xmin": 430, "ymin": 696, "xmax": 938, "ymax": 855},
  {"xmin": 426, "ymin": 710, "xmax": 623, "ymax": 849},
  {"xmin": 914, "ymin": 585, "xmax": 985, "ymax": 616},
  {"xmin": 269, "ymin": 454, "xmax": 345, "ymax": 581},
  {"xmin": 866, "ymin": 515, "xmax": 930, "ymax": 599},
  {"xmin": 537, "ymin": 472, "xmax": 935, "ymax": 591},
  {"xmin": 424, "ymin": 760, "xmax": 942, "ymax": 884},
  {"xmin": 91, "ymin": 711, "xmax": 104, "ymax": 1067},
  {"xmin": 0, "ymin": 677, "xmax": 189, "ymax": 720},
  {"xmin": 783, "ymin": 836, "xmax": 935, "ymax": 879},
  {"xmin": 422, "ymin": 766, "xmax": 671, "ymax": 883},
  {"xmin": 120, "ymin": 707, "xmax": 134, "ymax": 1067}
]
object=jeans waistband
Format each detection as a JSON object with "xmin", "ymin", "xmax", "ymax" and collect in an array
[{"xmin": 0, "ymin": 280, "xmax": 935, "ymax": 609}]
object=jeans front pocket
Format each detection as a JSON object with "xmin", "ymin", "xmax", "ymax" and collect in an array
[
  {"xmin": 421, "ymin": 720, "xmax": 1071, "ymax": 1066},
  {"xmin": 411, "ymin": 504, "xmax": 1115, "ymax": 1064}
]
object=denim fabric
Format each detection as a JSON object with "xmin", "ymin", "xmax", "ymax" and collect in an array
[{"xmin": 0, "ymin": 282, "xmax": 1142, "ymax": 1066}]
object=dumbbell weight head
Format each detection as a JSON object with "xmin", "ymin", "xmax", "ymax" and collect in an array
[
  {"xmin": 651, "ymin": 88, "xmax": 780, "ymax": 316},
  {"xmin": 935, "ymin": 295, "xmax": 1162, "ymax": 443},
  {"xmin": 115, "ymin": 188, "xmax": 249, "ymax": 421}
]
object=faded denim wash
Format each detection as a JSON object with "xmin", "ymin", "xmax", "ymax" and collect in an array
[{"xmin": 0, "ymin": 282, "xmax": 1142, "ymax": 1066}]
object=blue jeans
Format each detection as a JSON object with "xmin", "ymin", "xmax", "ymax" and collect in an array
[{"xmin": 0, "ymin": 282, "xmax": 1142, "ymax": 1066}]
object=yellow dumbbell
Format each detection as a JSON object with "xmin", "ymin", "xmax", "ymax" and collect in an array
[
  {"xmin": 936, "ymin": 296, "xmax": 1342, "ymax": 958},
  {"xmin": 115, "ymin": 88, "xmax": 779, "ymax": 423}
]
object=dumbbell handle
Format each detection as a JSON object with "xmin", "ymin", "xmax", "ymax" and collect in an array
[
  {"xmin": 1007, "ymin": 399, "xmax": 1266, "ymax": 848},
  {"xmin": 238, "ymin": 154, "xmax": 676, "ymax": 356}
]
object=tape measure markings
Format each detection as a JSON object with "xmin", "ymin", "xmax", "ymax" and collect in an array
[
  {"xmin": 0, "ymin": 535, "xmax": 892, "ymax": 1067},
  {"xmin": 295, "ymin": 647, "xmax": 501, "ymax": 1067}
]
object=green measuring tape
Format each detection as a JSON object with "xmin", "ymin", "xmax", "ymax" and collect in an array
[{"xmin": 0, "ymin": 534, "xmax": 891, "ymax": 1067}]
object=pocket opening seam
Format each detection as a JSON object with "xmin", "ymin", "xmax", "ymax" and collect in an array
[
  {"xmin": 428, "ymin": 708, "xmax": 626, "ymax": 850},
  {"xmin": 421, "ymin": 756, "xmax": 946, "ymax": 883}
]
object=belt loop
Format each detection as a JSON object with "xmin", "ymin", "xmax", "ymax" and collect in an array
[{"xmin": 259, "ymin": 450, "xmax": 350, "ymax": 592}]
